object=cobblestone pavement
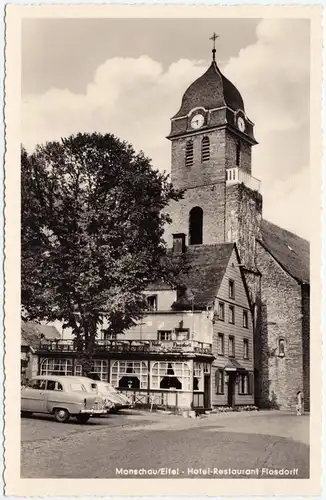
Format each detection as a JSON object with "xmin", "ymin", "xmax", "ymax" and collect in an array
[{"xmin": 21, "ymin": 410, "xmax": 309, "ymax": 479}]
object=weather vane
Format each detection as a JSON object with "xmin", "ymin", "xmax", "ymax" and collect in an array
[{"xmin": 209, "ymin": 32, "xmax": 219, "ymax": 61}]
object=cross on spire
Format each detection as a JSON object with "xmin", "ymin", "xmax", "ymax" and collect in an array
[{"xmin": 209, "ymin": 32, "xmax": 219, "ymax": 61}]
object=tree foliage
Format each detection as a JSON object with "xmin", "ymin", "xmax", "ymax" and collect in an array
[{"xmin": 21, "ymin": 133, "xmax": 182, "ymax": 368}]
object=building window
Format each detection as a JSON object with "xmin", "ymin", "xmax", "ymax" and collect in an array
[
  {"xmin": 88, "ymin": 360, "xmax": 109, "ymax": 381},
  {"xmin": 189, "ymin": 207, "xmax": 203, "ymax": 245},
  {"xmin": 243, "ymin": 339, "xmax": 249, "ymax": 359},
  {"xmin": 228, "ymin": 305, "xmax": 235, "ymax": 324},
  {"xmin": 172, "ymin": 233, "xmax": 186, "ymax": 254},
  {"xmin": 185, "ymin": 140, "xmax": 194, "ymax": 167},
  {"xmin": 243, "ymin": 310, "xmax": 249, "ymax": 328},
  {"xmin": 146, "ymin": 295, "xmax": 157, "ymax": 311},
  {"xmin": 218, "ymin": 302, "xmax": 225, "ymax": 321},
  {"xmin": 238, "ymin": 373, "xmax": 253, "ymax": 395},
  {"xmin": 236, "ymin": 141, "xmax": 241, "ymax": 166},
  {"xmin": 175, "ymin": 328, "xmax": 190, "ymax": 341},
  {"xmin": 158, "ymin": 330, "xmax": 172, "ymax": 341},
  {"xmin": 215, "ymin": 369, "xmax": 224, "ymax": 394},
  {"xmin": 111, "ymin": 360, "xmax": 148, "ymax": 389},
  {"xmin": 40, "ymin": 358, "xmax": 73, "ymax": 376},
  {"xmin": 217, "ymin": 333, "xmax": 224, "ymax": 356},
  {"xmin": 278, "ymin": 338, "xmax": 286, "ymax": 357},
  {"xmin": 228, "ymin": 336, "xmax": 235, "ymax": 358},
  {"xmin": 151, "ymin": 361, "xmax": 191, "ymax": 391},
  {"xmin": 193, "ymin": 362, "xmax": 204, "ymax": 391},
  {"xmin": 74, "ymin": 360, "xmax": 109, "ymax": 381},
  {"xmin": 203, "ymin": 363, "xmax": 210, "ymax": 374},
  {"xmin": 201, "ymin": 136, "xmax": 210, "ymax": 162},
  {"xmin": 74, "ymin": 364, "xmax": 82, "ymax": 376},
  {"xmin": 229, "ymin": 280, "xmax": 235, "ymax": 299}
]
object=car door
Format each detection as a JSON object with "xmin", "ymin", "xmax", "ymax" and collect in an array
[
  {"xmin": 21, "ymin": 379, "xmax": 48, "ymax": 413},
  {"xmin": 45, "ymin": 379, "xmax": 64, "ymax": 412}
]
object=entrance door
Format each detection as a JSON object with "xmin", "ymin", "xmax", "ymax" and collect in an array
[
  {"xmin": 204, "ymin": 374, "xmax": 211, "ymax": 409},
  {"xmin": 227, "ymin": 373, "xmax": 236, "ymax": 407}
]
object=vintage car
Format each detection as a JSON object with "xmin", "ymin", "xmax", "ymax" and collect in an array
[
  {"xmin": 102, "ymin": 382, "xmax": 133, "ymax": 412},
  {"xmin": 73, "ymin": 377, "xmax": 132, "ymax": 413},
  {"xmin": 21, "ymin": 375, "xmax": 107, "ymax": 424}
]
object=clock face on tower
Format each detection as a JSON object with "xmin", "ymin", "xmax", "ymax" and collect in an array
[
  {"xmin": 190, "ymin": 114, "xmax": 205, "ymax": 129},
  {"xmin": 237, "ymin": 116, "xmax": 245, "ymax": 132}
]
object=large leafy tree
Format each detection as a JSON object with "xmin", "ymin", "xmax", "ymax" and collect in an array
[{"xmin": 21, "ymin": 132, "xmax": 182, "ymax": 371}]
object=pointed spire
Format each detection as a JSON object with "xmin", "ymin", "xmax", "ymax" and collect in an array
[{"xmin": 209, "ymin": 32, "xmax": 219, "ymax": 62}]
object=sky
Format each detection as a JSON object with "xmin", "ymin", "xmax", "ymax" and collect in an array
[{"xmin": 21, "ymin": 18, "xmax": 310, "ymax": 240}]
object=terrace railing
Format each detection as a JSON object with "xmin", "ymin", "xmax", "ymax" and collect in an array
[
  {"xmin": 226, "ymin": 167, "xmax": 261, "ymax": 192},
  {"xmin": 38, "ymin": 339, "xmax": 213, "ymax": 355}
]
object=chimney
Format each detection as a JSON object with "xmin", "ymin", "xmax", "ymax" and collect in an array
[{"xmin": 172, "ymin": 233, "xmax": 186, "ymax": 254}]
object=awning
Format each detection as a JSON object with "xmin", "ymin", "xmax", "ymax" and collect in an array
[{"xmin": 224, "ymin": 359, "xmax": 247, "ymax": 372}]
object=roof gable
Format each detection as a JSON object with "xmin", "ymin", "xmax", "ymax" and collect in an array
[
  {"xmin": 21, "ymin": 321, "xmax": 61, "ymax": 349},
  {"xmin": 258, "ymin": 219, "xmax": 310, "ymax": 284},
  {"xmin": 172, "ymin": 243, "xmax": 234, "ymax": 309}
]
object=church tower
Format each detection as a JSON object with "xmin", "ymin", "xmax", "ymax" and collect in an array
[{"xmin": 166, "ymin": 37, "xmax": 262, "ymax": 271}]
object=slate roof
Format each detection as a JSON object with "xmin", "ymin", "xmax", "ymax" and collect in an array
[
  {"xmin": 173, "ymin": 61, "xmax": 244, "ymax": 119},
  {"xmin": 171, "ymin": 243, "xmax": 235, "ymax": 309},
  {"xmin": 21, "ymin": 321, "xmax": 61, "ymax": 349},
  {"xmin": 258, "ymin": 219, "xmax": 310, "ymax": 284}
]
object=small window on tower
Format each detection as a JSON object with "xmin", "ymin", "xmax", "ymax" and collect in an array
[
  {"xmin": 236, "ymin": 141, "xmax": 241, "ymax": 166},
  {"xmin": 278, "ymin": 338, "xmax": 286, "ymax": 357},
  {"xmin": 185, "ymin": 140, "xmax": 194, "ymax": 167},
  {"xmin": 201, "ymin": 136, "xmax": 210, "ymax": 162},
  {"xmin": 189, "ymin": 207, "xmax": 203, "ymax": 245}
]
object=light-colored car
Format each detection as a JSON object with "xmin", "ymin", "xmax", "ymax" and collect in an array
[
  {"xmin": 70, "ymin": 377, "xmax": 117, "ymax": 412},
  {"xmin": 73, "ymin": 377, "xmax": 132, "ymax": 413},
  {"xmin": 21, "ymin": 375, "xmax": 107, "ymax": 424},
  {"xmin": 102, "ymin": 382, "xmax": 133, "ymax": 412}
]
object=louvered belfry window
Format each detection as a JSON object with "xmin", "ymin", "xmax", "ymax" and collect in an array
[
  {"xmin": 201, "ymin": 136, "xmax": 210, "ymax": 162},
  {"xmin": 185, "ymin": 140, "xmax": 194, "ymax": 167}
]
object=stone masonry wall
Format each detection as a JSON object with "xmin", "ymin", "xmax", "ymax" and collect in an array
[
  {"xmin": 166, "ymin": 128, "xmax": 229, "ymax": 246},
  {"xmin": 225, "ymin": 130, "xmax": 252, "ymax": 174},
  {"xmin": 170, "ymin": 128, "xmax": 227, "ymax": 189},
  {"xmin": 256, "ymin": 243, "xmax": 304, "ymax": 409},
  {"xmin": 225, "ymin": 183, "xmax": 262, "ymax": 270},
  {"xmin": 164, "ymin": 184, "xmax": 226, "ymax": 247}
]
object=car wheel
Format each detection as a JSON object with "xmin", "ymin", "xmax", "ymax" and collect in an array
[
  {"xmin": 21, "ymin": 411, "xmax": 33, "ymax": 418},
  {"xmin": 54, "ymin": 408, "xmax": 70, "ymax": 423},
  {"xmin": 75, "ymin": 414, "xmax": 90, "ymax": 424}
]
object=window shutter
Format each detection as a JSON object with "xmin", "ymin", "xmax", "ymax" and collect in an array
[
  {"xmin": 185, "ymin": 140, "xmax": 194, "ymax": 166},
  {"xmin": 201, "ymin": 136, "xmax": 210, "ymax": 162}
]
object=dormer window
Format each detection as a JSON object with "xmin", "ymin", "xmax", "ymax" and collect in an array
[
  {"xmin": 146, "ymin": 295, "xmax": 157, "ymax": 311},
  {"xmin": 185, "ymin": 140, "xmax": 194, "ymax": 167},
  {"xmin": 201, "ymin": 136, "xmax": 210, "ymax": 162}
]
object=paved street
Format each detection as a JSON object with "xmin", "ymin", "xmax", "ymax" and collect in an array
[{"xmin": 21, "ymin": 410, "xmax": 309, "ymax": 479}]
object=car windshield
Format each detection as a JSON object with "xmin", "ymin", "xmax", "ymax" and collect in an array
[{"xmin": 69, "ymin": 382, "xmax": 86, "ymax": 392}]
